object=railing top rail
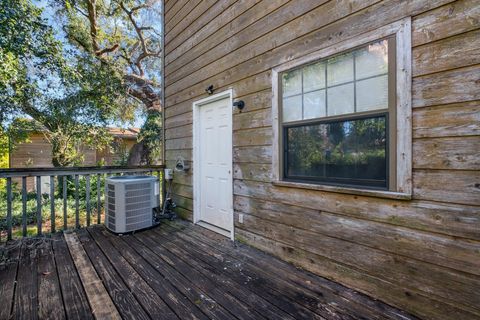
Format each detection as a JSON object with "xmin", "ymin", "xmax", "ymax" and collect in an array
[{"xmin": 0, "ymin": 165, "xmax": 165, "ymax": 178}]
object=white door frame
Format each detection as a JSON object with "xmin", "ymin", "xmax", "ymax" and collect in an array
[{"xmin": 192, "ymin": 89, "xmax": 234, "ymax": 240}]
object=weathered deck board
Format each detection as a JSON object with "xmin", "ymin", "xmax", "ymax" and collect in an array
[
  {"xmin": 37, "ymin": 241, "xmax": 65, "ymax": 320},
  {"xmin": 0, "ymin": 242, "xmax": 21, "ymax": 319},
  {"xmin": 64, "ymin": 232, "xmax": 121, "ymax": 320},
  {"xmin": 51, "ymin": 234, "xmax": 93, "ymax": 320},
  {"xmin": 98, "ymin": 230, "xmax": 241, "ymax": 320},
  {"xmin": 152, "ymin": 226, "xmax": 329, "ymax": 320},
  {"xmin": 14, "ymin": 240, "xmax": 39, "ymax": 320},
  {"xmin": 165, "ymin": 221, "xmax": 406, "ymax": 320},
  {"xmin": 0, "ymin": 223, "xmax": 418, "ymax": 319},
  {"xmin": 75, "ymin": 229, "xmax": 148, "ymax": 320}
]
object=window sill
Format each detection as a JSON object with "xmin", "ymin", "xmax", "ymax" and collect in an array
[{"xmin": 272, "ymin": 180, "xmax": 412, "ymax": 200}]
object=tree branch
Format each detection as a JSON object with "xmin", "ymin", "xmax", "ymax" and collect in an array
[
  {"xmin": 96, "ymin": 44, "xmax": 120, "ymax": 56},
  {"xmin": 86, "ymin": 0, "xmax": 100, "ymax": 52}
]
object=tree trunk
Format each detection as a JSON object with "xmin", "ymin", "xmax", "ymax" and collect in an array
[{"xmin": 127, "ymin": 99, "xmax": 162, "ymax": 165}]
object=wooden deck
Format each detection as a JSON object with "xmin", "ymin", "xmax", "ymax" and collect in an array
[{"xmin": 0, "ymin": 221, "xmax": 417, "ymax": 320}]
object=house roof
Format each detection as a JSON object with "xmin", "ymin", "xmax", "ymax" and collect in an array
[
  {"xmin": 107, "ymin": 127, "xmax": 140, "ymax": 139},
  {"xmin": 10, "ymin": 119, "xmax": 139, "ymax": 140}
]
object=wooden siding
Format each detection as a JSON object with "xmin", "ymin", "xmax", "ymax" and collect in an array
[{"xmin": 164, "ymin": 1, "xmax": 480, "ymax": 319}]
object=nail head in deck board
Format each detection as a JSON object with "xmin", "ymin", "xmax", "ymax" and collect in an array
[
  {"xmin": 63, "ymin": 232, "xmax": 121, "ymax": 320},
  {"xmin": 37, "ymin": 240, "xmax": 65, "ymax": 320},
  {"xmin": 86, "ymin": 227, "xmax": 181, "ymax": 320},
  {"xmin": 51, "ymin": 234, "xmax": 93, "ymax": 320}
]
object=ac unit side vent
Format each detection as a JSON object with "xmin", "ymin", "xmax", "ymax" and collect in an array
[
  {"xmin": 125, "ymin": 183, "xmax": 150, "ymax": 190},
  {"xmin": 126, "ymin": 214, "xmax": 151, "ymax": 224},
  {"xmin": 125, "ymin": 194, "xmax": 151, "ymax": 203},
  {"xmin": 125, "ymin": 208, "xmax": 151, "ymax": 219},
  {"xmin": 125, "ymin": 220, "xmax": 152, "ymax": 232},
  {"xmin": 125, "ymin": 202, "xmax": 151, "ymax": 211}
]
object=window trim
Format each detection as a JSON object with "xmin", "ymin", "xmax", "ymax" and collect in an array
[{"xmin": 271, "ymin": 18, "xmax": 412, "ymax": 199}]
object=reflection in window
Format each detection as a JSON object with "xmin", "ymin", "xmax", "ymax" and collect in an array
[
  {"xmin": 285, "ymin": 116, "xmax": 387, "ymax": 188},
  {"xmin": 281, "ymin": 39, "xmax": 389, "ymax": 122}
]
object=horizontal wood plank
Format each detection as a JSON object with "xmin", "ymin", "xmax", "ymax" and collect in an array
[
  {"xmin": 413, "ymin": 29, "xmax": 480, "ymax": 76},
  {"xmin": 412, "ymin": 64, "xmax": 480, "ymax": 108},
  {"xmin": 413, "ymin": 136, "xmax": 480, "ymax": 170},
  {"xmin": 412, "ymin": 0, "xmax": 480, "ymax": 46},
  {"xmin": 413, "ymin": 169, "xmax": 480, "ymax": 205},
  {"xmin": 412, "ymin": 100, "xmax": 480, "ymax": 138}
]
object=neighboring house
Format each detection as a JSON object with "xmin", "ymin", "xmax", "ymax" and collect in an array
[
  {"xmin": 9, "ymin": 127, "xmax": 139, "ymax": 191},
  {"xmin": 163, "ymin": 1, "xmax": 479, "ymax": 320}
]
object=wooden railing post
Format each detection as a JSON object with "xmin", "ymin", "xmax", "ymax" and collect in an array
[
  {"xmin": 36, "ymin": 176, "xmax": 42, "ymax": 236},
  {"xmin": 96, "ymin": 174, "xmax": 101, "ymax": 224},
  {"xmin": 86, "ymin": 175, "xmax": 91, "ymax": 227},
  {"xmin": 22, "ymin": 177, "xmax": 27, "ymax": 237},
  {"xmin": 63, "ymin": 176, "xmax": 67, "ymax": 230},
  {"xmin": 6, "ymin": 177, "xmax": 12, "ymax": 241},
  {"xmin": 75, "ymin": 174, "xmax": 79, "ymax": 229},
  {"xmin": 50, "ymin": 176, "xmax": 55, "ymax": 233}
]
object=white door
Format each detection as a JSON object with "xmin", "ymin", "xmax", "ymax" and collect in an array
[{"xmin": 194, "ymin": 92, "xmax": 233, "ymax": 238}]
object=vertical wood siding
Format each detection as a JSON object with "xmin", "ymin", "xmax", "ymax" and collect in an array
[{"xmin": 164, "ymin": 1, "xmax": 480, "ymax": 319}]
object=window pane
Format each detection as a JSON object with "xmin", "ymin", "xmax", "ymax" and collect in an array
[
  {"xmin": 285, "ymin": 115, "xmax": 387, "ymax": 188},
  {"xmin": 304, "ymin": 90, "xmax": 326, "ymax": 119},
  {"xmin": 356, "ymin": 75, "xmax": 388, "ymax": 112},
  {"xmin": 355, "ymin": 40, "xmax": 388, "ymax": 79},
  {"xmin": 282, "ymin": 69, "xmax": 302, "ymax": 97},
  {"xmin": 283, "ymin": 95, "xmax": 302, "ymax": 122},
  {"xmin": 327, "ymin": 52, "xmax": 353, "ymax": 86},
  {"xmin": 327, "ymin": 83, "xmax": 354, "ymax": 116},
  {"xmin": 303, "ymin": 62, "xmax": 326, "ymax": 92}
]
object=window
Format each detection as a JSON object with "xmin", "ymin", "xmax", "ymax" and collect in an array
[
  {"xmin": 280, "ymin": 38, "xmax": 396, "ymax": 190},
  {"xmin": 272, "ymin": 19, "xmax": 412, "ymax": 197}
]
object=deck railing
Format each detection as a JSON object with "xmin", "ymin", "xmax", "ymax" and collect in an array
[{"xmin": 0, "ymin": 165, "xmax": 165, "ymax": 242}]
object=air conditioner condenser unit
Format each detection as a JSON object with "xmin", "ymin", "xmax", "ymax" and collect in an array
[{"xmin": 105, "ymin": 175, "xmax": 159, "ymax": 233}]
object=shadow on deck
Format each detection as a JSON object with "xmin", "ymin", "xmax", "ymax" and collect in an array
[{"xmin": 0, "ymin": 221, "xmax": 417, "ymax": 320}]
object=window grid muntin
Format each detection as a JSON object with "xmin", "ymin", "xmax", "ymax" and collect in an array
[{"xmin": 281, "ymin": 39, "xmax": 389, "ymax": 122}]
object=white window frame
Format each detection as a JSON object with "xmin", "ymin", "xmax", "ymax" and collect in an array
[{"xmin": 271, "ymin": 18, "xmax": 412, "ymax": 200}]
